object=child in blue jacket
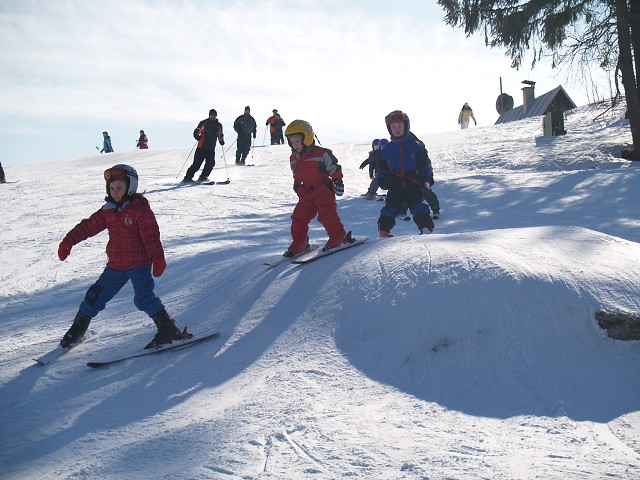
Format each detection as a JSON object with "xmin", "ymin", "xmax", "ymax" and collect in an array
[{"xmin": 376, "ymin": 110, "xmax": 434, "ymax": 236}]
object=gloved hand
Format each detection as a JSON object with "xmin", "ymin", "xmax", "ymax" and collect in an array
[
  {"xmin": 219, "ymin": 139, "xmax": 225, "ymax": 146},
  {"xmin": 253, "ymin": 132, "xmax": 256, "ymax": 139},
  {"xmin": 474, "ymin": 121, "xmax": 477, "ymax": 125},
  {"xmin": 58, "ymin": 236, "xmax": 74, "ymax": 261},
  {"xmin": 152, "ymin": 256, "xmax": 166, "ymax": 277},
  {"xmin": 334, "ymin": 180, "xmax": 344, "ymax": 196}
]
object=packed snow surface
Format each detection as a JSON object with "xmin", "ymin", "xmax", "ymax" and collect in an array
[{"xmin": 1, "ymin": 102, "xmax": 639, "ymax": 479}]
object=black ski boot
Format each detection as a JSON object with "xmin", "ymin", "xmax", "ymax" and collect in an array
[
  {"xmin": 60, "ymin": 311, "xmax": 92, "ymax": 349},
  {"xmin": 145, "ymin": 309, "xmax": 191, "ymax": 349}
]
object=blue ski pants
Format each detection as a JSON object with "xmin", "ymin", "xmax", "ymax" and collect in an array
[{"xmin": 79, "ymin": 266, "xmax": 164, "ymax": 319}]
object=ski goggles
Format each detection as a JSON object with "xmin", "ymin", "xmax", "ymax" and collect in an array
[{"xmin": 104, "ymin": 167, "xmax": 129, "ymax": 182}]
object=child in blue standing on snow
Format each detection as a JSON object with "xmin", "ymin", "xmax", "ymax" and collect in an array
[
  {"xmin": 57, "ymin": 164, "xmax": 191, "ymax": 350},
  {"xmin": 376, "ymin": 110, "xmax": 435, "ymax": 236}
]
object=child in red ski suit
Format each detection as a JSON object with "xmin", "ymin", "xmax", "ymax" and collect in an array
[
  {"xmin": 57, "ymin": 164, "xmax": 190, "ymax": 350},
  {"xmin": 283, "ymin": 120, "xmax": 351, "ymax": 256}
]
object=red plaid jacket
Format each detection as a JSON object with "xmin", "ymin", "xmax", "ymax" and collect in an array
[{"xmin": 65, "ymin": 198, "xmax": 164, "ymax": 270}]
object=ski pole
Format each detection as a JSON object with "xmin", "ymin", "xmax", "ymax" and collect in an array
[
  {"xmin": 175, "ymin": 141, "xmax": 198, "ymax": 179},
  {"xmin": 220, "ymin": 141, "xmax": 230, "ymax": 183},
  {"xmin": 222, "ymin": 138, "xmax": 237, "ymax": 157},
  {"xmin": 251, "ymin": 135, "xmax": 256, "ymax": 159},
  {"xmin": 262, "ymin": 125, "xmax": 268, "ymax": 145}
]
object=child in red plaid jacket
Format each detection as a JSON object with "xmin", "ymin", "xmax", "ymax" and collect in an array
[{"xmin": 57, "ymin": 164, "xmax": 190, "ymax": 350}]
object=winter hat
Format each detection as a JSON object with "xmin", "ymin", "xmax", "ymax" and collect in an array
[
  {"xmin": 384, "ymin": 110, "xmax": 410, "ymax": 137},
  {"xmin": 209, "ymin": 109, "xmax": 217, "ymax": 116}
]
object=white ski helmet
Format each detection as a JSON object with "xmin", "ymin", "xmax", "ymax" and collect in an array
[{"xmin": 104, "ymin": 164, "xmax": 139, "ymax": 197}]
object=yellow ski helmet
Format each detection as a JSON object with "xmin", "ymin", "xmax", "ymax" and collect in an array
[{"xmin": 285, "ymin": 119, "xmax": 315, "ymax": 147}]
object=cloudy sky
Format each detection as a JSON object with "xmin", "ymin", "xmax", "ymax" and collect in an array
[{"xmin": 0, "ymin": 0, "xmax": 610, "ymax": 166}]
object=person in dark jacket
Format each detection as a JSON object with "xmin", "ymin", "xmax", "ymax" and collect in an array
[
  {"xmin": 233, "ymin": 106, "xmax": 257, "ymax": 164},
  {"xmin": 0, "ymin": 161, "xmax": 6, "ymax": 183},
  {"xmin": 376, "ymin": 110, "xmax": 435, "ymax": 236},
  {"xmin": 182, "ymin": 109, "xmax": 225, "ymax": 183}
]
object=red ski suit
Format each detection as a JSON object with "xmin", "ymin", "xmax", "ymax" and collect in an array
[
  {"xmin": 288, "ymin": 145, "xmax": 347, "ymax": 252},
  {"xmin": 64, "ymin": 198, "xmax": 164, "ymax": 270}
]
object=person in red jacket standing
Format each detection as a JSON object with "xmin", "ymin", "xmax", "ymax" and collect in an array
[
  {"xmin": 57, "ymin": 164, "xmax": 191, "ymax": 350},
  {"xmin": 282, "ymin": 119, "xmax": 354, "ymax": 257},
  {"xmin": 136, "ymin": 130, "xmax": 148, "ymax": 149}
]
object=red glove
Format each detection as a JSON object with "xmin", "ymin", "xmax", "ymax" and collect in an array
[
  {"xmin": 152, "ymin": 256, "xmax": 166, "ymax": 277},
  {"xmin": 58, "ymin": 236, "xmax": 74, "ymax": 261}
]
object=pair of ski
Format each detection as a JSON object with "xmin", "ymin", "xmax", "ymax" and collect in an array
[
  {"xmin": 34, "ymin": 329, "xmax": 221, "ymax": 368},
  {"xmin": 264, "ymin": 236, "xmax": 368, "ymax": 267},
  {"xmin": 181, "ymin": 180, "xmax": 230, "ymax": 186}
]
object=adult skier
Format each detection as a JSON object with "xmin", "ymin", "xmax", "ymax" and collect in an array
[
  {"xmin": 100, "ymin": 131, "xmax": 114, "ymax": 153},
  {"xmin": 233, "ymin": 106, "xmax": 257, "ymax": 164},
  {"xmin": 183, "ymin": 109, "xmax": 225, "ymax": 183}
]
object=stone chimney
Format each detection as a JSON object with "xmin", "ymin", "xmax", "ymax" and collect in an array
[{"xmin": 522, "ymin": 80, "xmax": 536, "ymax": 114}]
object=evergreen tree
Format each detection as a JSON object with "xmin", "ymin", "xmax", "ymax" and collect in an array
[{"xmin": 438, "ymin": 0, "xmax": 640, "ymax": 160}]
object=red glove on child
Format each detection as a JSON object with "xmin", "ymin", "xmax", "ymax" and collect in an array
[
  {"xmin": 152, "ymin": 256, "xmax": 166, "ymax": 277},
  {"xmin": 58, "ymin": 236, "xmax": 74, "ymax": 261}
]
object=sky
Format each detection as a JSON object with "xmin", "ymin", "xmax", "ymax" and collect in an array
[
  {"xmin": 1, "ymin": 100, "xmax": 638, "ymax": 479},
  {"xmin": 0, "ymin": 0, "xmax": 612, "ymax": 166}
]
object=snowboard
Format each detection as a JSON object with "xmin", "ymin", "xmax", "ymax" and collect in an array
[
  {"xmin": 292, "ymin": 237, "xmax": 368, "ymax": 264},
  {"xmin": 87, "ymin": 330, "xmax": 221, "ymax": 368},
  {"xmin": 264, "ymin": 244, "xmax": 320, "ymax": 267}
]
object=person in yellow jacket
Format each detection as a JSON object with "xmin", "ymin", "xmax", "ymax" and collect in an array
[{"xmin": 458, "ymin": 103, "xmax": 477, "ymax": 129}]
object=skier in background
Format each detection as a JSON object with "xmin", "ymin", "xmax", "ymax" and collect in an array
[
  {"xmin": 359, "ymin": 138, "xmax": 388, "ymax": 199},
  {"xmin": 137, "ymin": 130, "xmax": 148, "ymax": 149},
  {"xmin": 234, "ymin": 106, "xmax": 257, "ymax": 164},
  {"xmin": 282, "ymin": 119, "xmax": 354, "ymax": 257},
  {"xmin": 182, "ymin": 109, "xmax": 225, "ymax": 183},
  {"xmin": 266, "ymin": 109, "xmax": 286, "ymax": 145},
  {"xmin": 376, "ymin": 110, "xmax": 435, "ymax": 236},
  {"xmin": 57, "ymin": 164, "xmax": 192, "ymax": 350},
  {"xmin": 458, "ymin": 103, "xmax": 477, "ymax": 129},
  {"xmin": 100, "ymin": 131, "xmax": 114, "ymax": 153},
  {"xmin": 0, "ymin": 161, "xmax": 6, "ymax": 183}
]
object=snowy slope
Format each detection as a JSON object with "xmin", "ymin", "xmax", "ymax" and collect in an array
[{"xmin": 1, "ymin": 102, "xmax": 639, "ymax": 479}]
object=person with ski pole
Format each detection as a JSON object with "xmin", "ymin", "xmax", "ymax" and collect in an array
[
  {"xmin": 376, "ymin": 110, "xmax": 435, "ymax": 236},
  {"xmin": 266, "ymin": 109, "xmax": 286, "ymax": 145},
  {"xmin": 233, "ymin": 106, "xmax": 256, "ymax": 164},
  {"xmin": 182, "ymin": 109, "xmax": 225, "ymax": 183},
  {"xmin": 57, "ymin": 164, "xmax": 192, "ymax": 350},
  {"xmin": 100, "ymin": 131, "xmax": 114, "ymax": 153}
]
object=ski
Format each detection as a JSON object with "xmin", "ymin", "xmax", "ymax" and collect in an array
[
  {"xmin": 292, "ymin": 237, "xmax": 368, "ymax": 264},
  {"xmin": 87, "ymin": 330, "xmax": 221, "ymax": 368},
  {"xmin": 34, "ymin": 337, "xmax": 88, "ymax": 365},
  {"xmin": 201, "ymin": 180, "xmax": 230, "ymax": 185},
  {"xmin": 1, "ymin": 181, "xmax": 19, "ymax": 184},
  {"xmin": 264, "ymin": 244, "xmax": 320, "ymax": 267}
]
